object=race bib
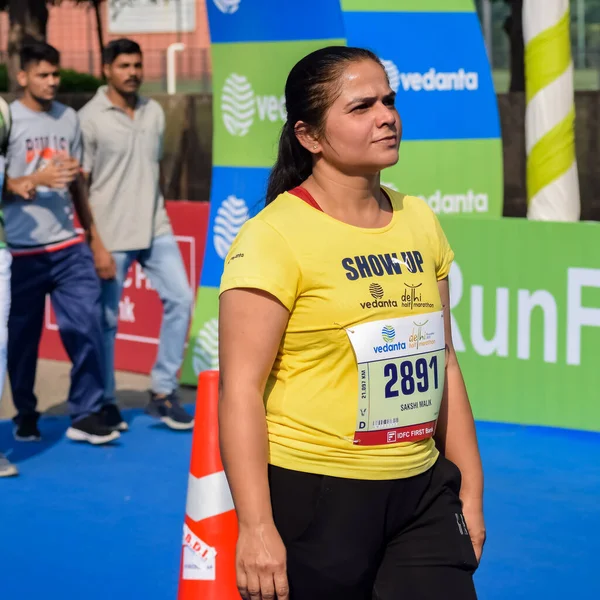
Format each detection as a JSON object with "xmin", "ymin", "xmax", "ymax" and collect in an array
[{"xmin": 347, "ymin": 311, "xmax": 445, "ymax": 446}]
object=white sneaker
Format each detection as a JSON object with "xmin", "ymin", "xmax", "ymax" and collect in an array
[
  {"xmin": 65, "ymin": 412, "xmax": 121, "ymax": 445},
  {"xmin": 0, "ymin": 453, "xmax": 18, "ymax": 477}
]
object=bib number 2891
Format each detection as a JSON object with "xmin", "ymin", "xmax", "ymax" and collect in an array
[
  {"xmin": 347, "ymin": 311, "xmax": 446, "ymax": 446},
  {"xmin": 384, "ymin": 355, "xmax": 439, "ymax": 398}
]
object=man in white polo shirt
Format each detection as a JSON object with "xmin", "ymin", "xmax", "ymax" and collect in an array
[{"xmin": 79, "ymin": 39, "xmax": 194, "ymax": 431}]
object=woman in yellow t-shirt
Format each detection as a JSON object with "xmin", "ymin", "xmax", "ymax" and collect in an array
[{"xmin": 219, "ymin": 46, "xmax": 485, "ymax": 600}]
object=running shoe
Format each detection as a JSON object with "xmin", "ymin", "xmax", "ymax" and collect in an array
[
  {"xmin": 145, "ymin": 392, "xmax": 194, "ymax": 431},
  {"xmin": 66, "ymin": 412, "xmax": 121, "ymax": 445},
  {"xmin": 0, "ymin": 453, "xmax": 18, "ymax": 477},
  {"xmin": 13, "ymin": 414, "xmax": 41, "ymax": 442},
  {"xmin": 100, "ymin": 403, "xmax": 129, "ymax": 432}
]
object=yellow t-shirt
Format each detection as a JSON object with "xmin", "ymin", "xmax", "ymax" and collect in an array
[{"xmin": 219, "ymin": 188, "xmax": 454, "ymax": 480}]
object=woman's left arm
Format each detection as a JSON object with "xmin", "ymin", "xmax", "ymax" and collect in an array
[{"xmin": 435, "ymin": 277, "xmax": 486, "ymax": 562}]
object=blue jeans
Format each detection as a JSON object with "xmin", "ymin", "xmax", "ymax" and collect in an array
[
  {"xmin": 102, "ymin": 234, "xmax": 193, "ymax": 402},
  {"xmin": 8, "ymin": 242, "xmax": 105, "ymax": 421}
]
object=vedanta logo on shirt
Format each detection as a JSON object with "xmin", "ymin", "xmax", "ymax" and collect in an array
[
  {"xmin": 381, "ymin": 59, "xmax": 479, "ymax": 93},
  {"xmin": 213, "ymin": 195, "xmax": 249, "ymax": 259},
  {"xmin": 381, "ymin": 325, "xmax": 396, "ymax": 343},
  {"xmin": 360, "ymin": 284, "xmax": 398, "ymax": 310},
  {"xmin": 213, "ymin": 0, "xmax": 241, "ymax": 14},
  {"xmin": 374, "ymin": 326, "xmax": 407, "ymax": 354},
  {"xmin": 373, "ymin": 341, "xmax": 407, "ymax": 354},
  {"xmin": 221, "ymin": 73, "xmax": 286, "ymax": 137}
]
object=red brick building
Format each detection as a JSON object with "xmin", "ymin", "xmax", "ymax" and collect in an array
[{"xmin": 0, "ymin": 0, "xmax": 212, "ymax": 88}]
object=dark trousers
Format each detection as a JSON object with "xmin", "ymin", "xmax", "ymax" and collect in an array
[
  {"xmin": 8, "ymin": 242, "xmax": 105, "ymax": 423},
  {"xmin": 269, "ymin": 455, "xmax": 479, "ymax": 600}
]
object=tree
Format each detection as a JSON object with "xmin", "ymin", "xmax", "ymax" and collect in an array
[
  {"xmin": 491, "ymin": 0, "xmax": 525, "ymax": 92},
  {"xmin": 0, "ymin": 0, "xmax": 106, "ymax": 91}
]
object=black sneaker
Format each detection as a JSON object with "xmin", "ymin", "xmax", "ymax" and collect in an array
[
  {"xmin": 66, "ymin": 413, "xmax": 121, "ymax": 445},
  {"xmin": 13, "ymin": 414, "xmax": 41, "ymax": 442},
  {"xmin": 145, "ymin": 392, "xmax": 194, "ymax": 431},
  {"xmin": 100, "ymin": 403, "xmax": 129, "ymax": 432}
]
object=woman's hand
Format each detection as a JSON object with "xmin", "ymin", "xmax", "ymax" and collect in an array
[
  {"xmin": 236, "ymin": 522, "xmax": 289, "ymax": 600},
  {"xmin": 461, "ymin": 498, "xmax": 486, "ymax": 563}
]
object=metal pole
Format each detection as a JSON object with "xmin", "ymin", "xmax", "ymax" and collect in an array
[
  {"xmin": 176, "ymin": 0, "xmax": 183, "ymax": 43},
  {"xmin": 87, "ymin": 6, "xmax": 94, "ymax": 75},
  {"xmin": 482, "ymin": 0, "xmax": 493, "ymax": 64},
  {"xmin": 577, "ymin": 0, "xmax": 586, "ymax": 69},
  {"xmin": 167, "ymin": 43, "xmax": 186, "ymax": 95}
]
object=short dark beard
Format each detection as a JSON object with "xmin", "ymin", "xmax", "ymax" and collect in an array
[{"xmin": 23, "ymin": 89, "xmax": 55, "ymax": 112}]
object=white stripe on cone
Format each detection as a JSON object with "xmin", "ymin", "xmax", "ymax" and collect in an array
[{"xmin": 185, "ymin": 470, "xmax": 235, "ymax": 523}]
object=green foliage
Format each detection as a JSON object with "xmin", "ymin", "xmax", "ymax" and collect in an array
[
  {"xmin": 0, "ymin": 63, "xmax": 102, "ymax": 92},
  {"xmin": 0, "ymin": 63, "xmax": 7, "ymax": 92},
  {"xmin": 57, "ymin": 68, "xmax": 103, "ymax": 92}
]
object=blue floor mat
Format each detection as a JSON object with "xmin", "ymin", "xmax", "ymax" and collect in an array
[{"xmin": 0, "ymin": 415, "xmax": 598, "ymax": 599}]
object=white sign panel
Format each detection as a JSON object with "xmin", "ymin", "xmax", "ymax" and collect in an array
[{"xmin": 108, "ymin": 0, "xmax": 196, "ymax": 34}]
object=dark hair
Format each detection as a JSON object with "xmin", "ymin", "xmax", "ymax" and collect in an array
[
  {"xmin": 265, "ymin": 46, "xmax": 383, "ymax": 205},
  {"xmin": 20, "ymin": 39, "xmax": 60, "ymax": 71},
  {"xmin": 102, "ymin": 38, "xmax": 142, "ymax": 65}
]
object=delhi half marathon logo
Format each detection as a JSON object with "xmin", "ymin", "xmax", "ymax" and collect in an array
[
  {"xmin": 213, "ymin": 0, "xmax": 241, "ymax": 14},
  {"xmin": 402, "ymin": 283, "xmax": 434, "ymax": 311},
  {"xmin": 192, "ymin": 318, "xmax": 219, "ymax": 375},
  {"xmin": 409, "ymin": 320, "xmax": 436, "ymax": 350},
  {"xmin": 381, "ymin": 325, "xmax": 396, "ymax": 343},
  {"xmin": 221, "ymin": 74, "xmax": 255, "ymax": 136},
  {"xmin": 213, "ymin": 195, "xmax": 249, "ymax": 260}
]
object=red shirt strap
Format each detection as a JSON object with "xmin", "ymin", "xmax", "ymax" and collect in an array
[
  {"xmin": 289, "ymin": 186, "xmax": 392, "ymax": 213},
  {"xmin": 289, "ymin": 186, "xmax": 324, "ymax": 212}
]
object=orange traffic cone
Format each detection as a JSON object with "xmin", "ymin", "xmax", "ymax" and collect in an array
[{"xmin": 177, "ymin": 370, "xmax": 239, "ymax": 599}]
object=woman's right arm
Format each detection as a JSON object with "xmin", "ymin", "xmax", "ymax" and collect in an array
[{"xmin": 219, "ymin": 287, "xmax": 291, "ymax": 600}]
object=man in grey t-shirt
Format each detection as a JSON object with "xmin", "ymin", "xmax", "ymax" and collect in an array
[
  {"xmin": 79, "ymin": 39, "xmax": 193, "ymax": 431},
  {"xmin": 4, "ymin": 41, "xmax": 120, "ymax": 445}
]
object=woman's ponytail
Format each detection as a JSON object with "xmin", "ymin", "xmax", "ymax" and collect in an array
[{"xmin": 265, "ymin": 121, "xmax": 312, "ymax": 205}]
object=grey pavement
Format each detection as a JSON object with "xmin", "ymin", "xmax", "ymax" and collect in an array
[{"xmin": 0, "ymin": 359, "xmax": 196, "ymax": 420}]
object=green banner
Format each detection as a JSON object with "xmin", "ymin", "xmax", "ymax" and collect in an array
[
  {"xmin": 212, "ymin": 40, "xmax": 345, "ymax": 168},
  {"xmin": 382, "ymin": 139, "xmax": 503, "ymax": 217},
  {"xmin": 341, "ymin": 0, "xmax": 474, "ymax": 11},
  {"xmin": 442, "ymin": 217, "xmax": 600, "ymax": 431}
]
